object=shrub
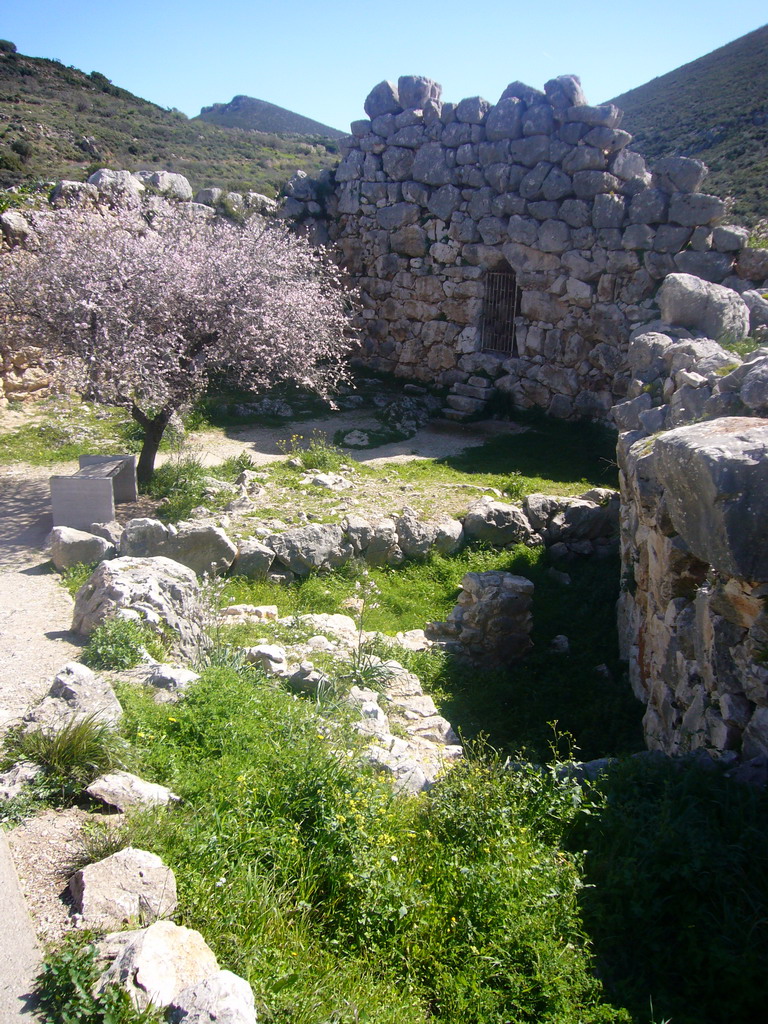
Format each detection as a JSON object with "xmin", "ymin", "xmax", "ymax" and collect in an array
[
  {"xmin": 0, "ymin": 39, "xmax": 16, "ymax": 54},
  {"xmin": 277, "ymin": 430, "xmax": 346, "ymax": 472},
  {"xmin": 82, "ymin": 617, "xmax": 166, "ymax": 670}
]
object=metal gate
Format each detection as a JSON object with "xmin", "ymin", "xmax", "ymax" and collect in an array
[{"xmin": 480, "ymin": 269, "xmax": 522, "ymax": 354}]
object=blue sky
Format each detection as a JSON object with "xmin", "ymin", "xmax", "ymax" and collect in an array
[{"xmin": 2, "ymin": 1, "xmax": 766, "ymax": 132}]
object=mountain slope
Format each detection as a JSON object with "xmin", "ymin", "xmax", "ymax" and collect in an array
[
  {"xmin": 611, "ymin": 24, "xmax": 768, "ymax": 224},
  {"xmin": 197, "ymin": 94, "xmax": 346, "ymax": 139},
  {"xmin": 0, "ymin": 49, "xmax": 341, "ymax": 196}
]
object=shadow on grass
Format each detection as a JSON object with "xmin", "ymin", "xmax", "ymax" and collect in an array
[
  {"xmin": 439, "ymin": 410, "xmax": 620, "ymax": 491},
  {"xmin": 431, "ymin": 551, "xmax": 644, "ymax": 763},
  {"xmin": 566, "ymin": 756, "xmax": 768, "ymax": 1024}
]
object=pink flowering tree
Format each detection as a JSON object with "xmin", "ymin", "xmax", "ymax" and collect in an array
[{"xmin": 1, "ymin": 203, "xmax": 354, "ymax": 482}]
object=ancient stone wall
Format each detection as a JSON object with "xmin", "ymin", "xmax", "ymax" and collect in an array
[{"xmin": 283, "ymin": 73, "xmax": 765, "ymax": 421}]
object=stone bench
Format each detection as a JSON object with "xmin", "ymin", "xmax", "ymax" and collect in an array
[{"xmin": 50, "ymin": 455, "xmax": 138, "ymax": 531}]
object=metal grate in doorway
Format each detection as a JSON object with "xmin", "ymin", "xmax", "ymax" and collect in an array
[{"xmin": 480, "ymin": 269, "xmax": 522, "ymax": 354}]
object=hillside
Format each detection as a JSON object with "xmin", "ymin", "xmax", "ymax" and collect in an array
[
  {"xmin": 197, "ymin": 94, "xmax": 346, "ymax": 139},
  {"xmin": 611, "ymin": 24, "xmax": 768, "ymax": 225},
  {"xmin": 0, "ymin": 48, "xmax": 341, "ymax": 197}
]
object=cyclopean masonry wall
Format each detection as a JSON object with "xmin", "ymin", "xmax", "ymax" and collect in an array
[{"xmin": 282, "ymin": 74, "xmax": 768, "ymax": 422}]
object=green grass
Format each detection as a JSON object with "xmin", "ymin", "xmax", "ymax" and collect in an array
[
  {"xmin": 110, "ymin": 669, "xmax": 630, "ymax": 1024},
  {"xmin": 567, "ymin": 756, "xmax": 768, "ymax": 1024},
  {"xmin": 82, "ymin": 616, "xmax": 167, "ymax": 670}
]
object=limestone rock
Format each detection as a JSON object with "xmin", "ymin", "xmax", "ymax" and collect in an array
[
  {"xmin": 463, "ymin": 498, "xmax": 536, "ymax": 546},
  {"xmin": 87, "ymin": 169, "xmax": 144, "ymax": 205},
  {"xmin": 0, "ymin": 761, "xmax": 41, "ymax": 801},
  {"xmin": 168, "ymin": 970, "xmax": 256, "ymax": 1024},
  {"xmin": 149, "ymin": 172, "xmax": 193, "ymax": 200},
  {"xmin": 70, "ymin": 848, "xmax": 177, "ymax": 930},
  {"xmin": 657, "ymin": 273, "xmax": 750, "ymax": 343},
  {"xmin": 397, "ymin": 75, "xmax": 441, "ymax": 110},
  {"xmin": 95, "ymin": 920, "xmax": 219, "ymax": 1011},
  {"xmin": 147, "ymin": 664, "xmax": 200, "ymax": 692},
  {"xmin": 0, "ymin": 209, "xmax": 34, "ymax": 245},
  {"xmin": 265, "ymin": 524, "xmax": 353, "ymax": 576},
  {"xmin": 72, "ymin": 556, "xmax": 204, "ymax": 659},
  {"xmin": 364, "ymin": 81, "xmax": 402, "ymax": 119},
  {"xmin": 86, "ymin": 771, "xmax": 180, "ymax": 811},
  {"xmin": 24, "ymin": 662, "xmax": 122, "ymax": 731},
  {"xmin": 653, "ymin": 417, "xmax": 768, "ymax": 580},
  {"xmin": 230, "ymin": 539, "xmax": 275, "ymax": 579},
  {"xmin": 49, "ymin": 526, "xmax": 115, "ymax": 571}
]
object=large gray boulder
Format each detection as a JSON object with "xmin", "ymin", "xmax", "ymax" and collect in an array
[
  {"xmin": 657, "ymin": 273, "xmax": 750, "ymax": 343},
  {"xmin": 95, "ymin": 920, "xmax": 219, "ymax": 1012},
  {"xmin": 364, "ymin": 81, "xmax": 402, "ymax": 119},
  {"xmin": 49, "ymin": 526, "xmax": 115, "ymax": 570},
  {"xmin": 69, "ymin": 847, "xmax": 177, "ymax": 930},
  {"xmin": 23, "ymin": 662, "xmax": 122, "ymax": 731},
  {"xmin": 230, "ymin": 538, "xmax": 276, "ymax": 578},
  {"xmin": 72, "ymin": 556, "xmax": 204, "ymax": 658},
  {"xmin": 169, "ymin": 970, "xmax": 257, "ymax": 1024},
  {"xmin": 120, "ymin": 519, "xmax": 237, "ymax": 576},
  {"xmin": 148, "ymin": 171, "xmax": 193, "ymax": 200},
  {"xmin": 87, "ymin": 169, "xmax": 145, "ymax": 205},
  {"xmin": 653, "ymin": 417, "xmax": 768, "ymax": 580},
  {"xmin": 0, "ymin": 209, "xmax": 35, "ymax": 245},
  {"xmin": 463, "ymin": 498, "xmax": 536, "ymax": 546},
  {"xmin": 264, "ymin": 524, "xmax": 353, "ymax": 576}
]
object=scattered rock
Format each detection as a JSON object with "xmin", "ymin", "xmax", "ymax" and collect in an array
[
  {"xmin": 86, "ymin": 771, "xmax": 180, "ymax": 811},
  {"xmin": 23, "ymin": 662, "xmax": 122, "ymax": 732},
  {"xmin": 95, "ymin": 920, "xmax": 219, "ymax": 1011},
  {"xmin": 48, "ymin": 526, "xmax": 115, "ymax": 571},
  {"xmin": 70, "ymin": 847, "xmax": 177, "ymax": 930},
  {"xmin": 168, "ymin": 970, "xmax": 257, "ymax": 1024}
]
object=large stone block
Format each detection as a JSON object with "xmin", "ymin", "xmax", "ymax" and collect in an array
[
  {"xmin": 657, "ymin": 273, "xmax": 750, "ymax": 343},
  {"xmin": 653, "ymin": 418, "xmax": 768, "ymax": 580}
]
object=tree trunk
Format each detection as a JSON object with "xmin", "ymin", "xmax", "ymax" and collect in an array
[{"xmin": 132, "ymin": 406, "xmax": 173, "ymax": 485}]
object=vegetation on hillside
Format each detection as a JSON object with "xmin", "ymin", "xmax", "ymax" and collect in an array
[
  {"xmin": 0, "ymin": 49, "xmax": 340, "ymax": 196},
  {"xmin": 197, "ymin": 93, "xmax": 346, "ymax": 138},
  {"xmin": 611, "ymin": 24, "xmax": 768, "ymax": 225}
]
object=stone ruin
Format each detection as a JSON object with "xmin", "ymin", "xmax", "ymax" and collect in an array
[{"xmin": 282, "ymin": 73, "xmax": 767, "ymax": 421}]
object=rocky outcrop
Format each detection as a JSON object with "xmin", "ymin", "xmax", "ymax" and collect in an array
[{"xmin": 618, "ymin": 417, "xmax": 768, "ymax": 759}]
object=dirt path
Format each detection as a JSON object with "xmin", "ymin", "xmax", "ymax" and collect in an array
[{"xmin": 0, "ymin": 465, "xmax": 83, "ymax": 732}]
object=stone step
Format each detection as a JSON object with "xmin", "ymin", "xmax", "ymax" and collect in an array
[
  {"xmin": 445, "ymin": 394, "xmax": 487, "ymax": 414},
  {"xmin": 442, "ymin": 408, "xmax": 472, "ymax": 422},
  {"xmin": 451, "ymin": 382, "xmax": 493, "ymax": 400}
]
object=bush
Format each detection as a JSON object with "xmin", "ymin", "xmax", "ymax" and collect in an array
[
  {"xmin": 83, "ymin": 617, "xmax": 166, "ymax": 670},
  {"xmin": 277, "ymin": 431, "xmax": 345, "ymax": 472},
  {"xmin": 0, "ymin": 39, "xmax": 16, "ymax": 54}
]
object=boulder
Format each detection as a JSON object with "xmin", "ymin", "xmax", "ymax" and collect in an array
[
  {"xmin": 120, "ymin": 519, "xmax": 237, "ymax": 576},
  {"xmin": 264, "ymin": 524, "xmax": 353, "ymax": 576},
  {"xmin": 148, "ymin": 172, "xmax": 193, "ymax": 201},
  {"xmin": 49, "ymin": 526, "xmax": 115, "ymax": 571},
  {"xmin": 69, "ymin": 847, "xmax": 177, "ymax": 930},
  {"xmin": 653, "ymin": 417, "xmax": 768, "ymax": 580},
  {"xmin": 95, "ymin": 920, "xmax": 219, "ymax": 1011},
  {"xmin": 72, "ymin": 556, "xmax": 204, "ymax": 659},
  {"xmin": 463, "ymin": 498, "xmax": 536, "ymax": 546},
  {"xmin": 23, "ymin": 662, "xmax": 122, "ymax": 731},
  {"xmin": 0, "ymin": 209, "xmax": 34, "ymax": 245},
  {"xmin": 86, "ymin": 771, "xmax": 179, "ymax": 811},
  {"xmin": 87, "ymin": 169, "xmax": 145, "ymax": 205},
  {"xmin": 364, "ymin": 81, "xmax": 402, "ymax": 119},
  {"xmin": 230, "ymin": 538, "xmax": 276, "ymax": 579},
  {"xmin": 168, "ymin": 970, "xmax": 257, "ymax": 1024},
  {"xmin": 146, "ymin": 664, "xmax": 200, "ymax": 692},
  {"xmin": 0, "ymin": 761, "xmax": 41, "ymax": 801},
  {"xmin": 657, "ymin": 273, "xmax": 750, "ymax": 343},
  {"xmin": 397, "ymin": 75, "xmax": 441, "ymax": 109}
]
